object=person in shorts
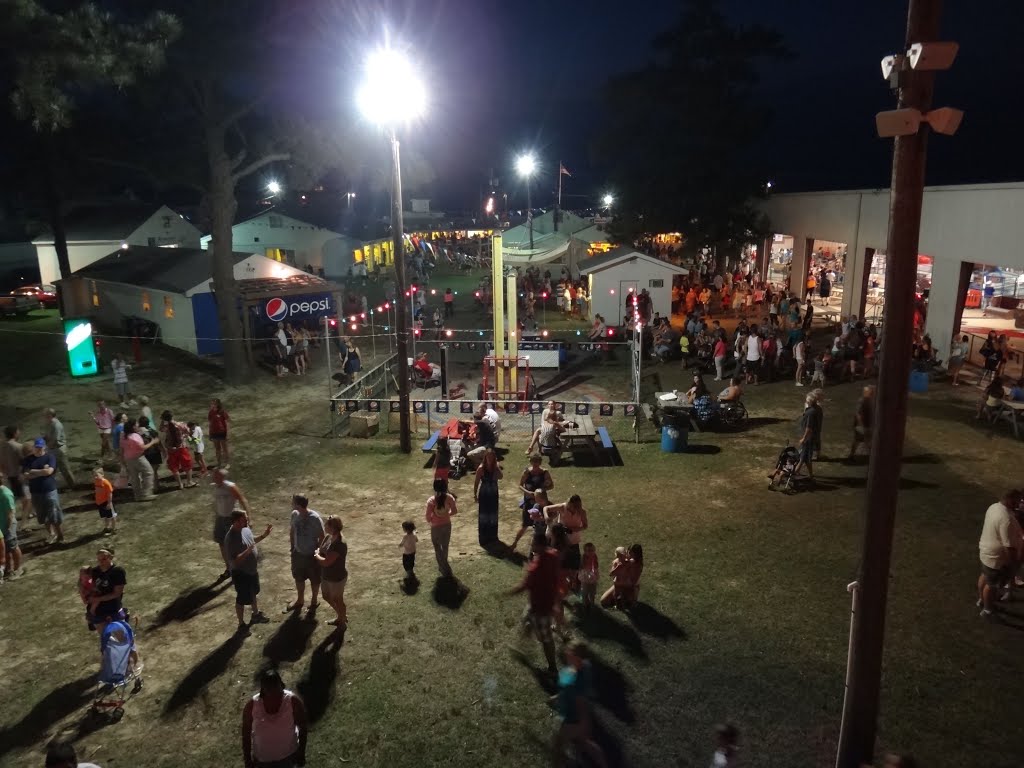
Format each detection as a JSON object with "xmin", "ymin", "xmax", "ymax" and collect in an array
[
  {"xmin": 1, "ymin": 425, "xmax": 30, "ymax": 529},
  {"xmin": 212, "ymin": 469, "xmax": 252, "ymax": 578},
  {"xmin": 977, "ymin": 490, "xmax": 1021, "ymax": 618},
  {"xmin": 23, "ymin": 438, "xmax": 64, "ymax": 544},
  {"xmin": 93, "ymin": 467, "xmax": 117, "ymax": 535},
  {"xmin": 0, "ymin": 476, "xmax": 22, "ymax": 578},
  {"xmin": 287, "ymin": 494, "xmax": 325, "ymax": 614},
  {"xmin": 508, "ymin": 530, "xmax": 560, "ymax": 676},
  {"xmin": 224, "ymin": 510, "xmax": 272, "ymax": 630},
  {"xmin": 794, "ymin": 395, "xmax": 820, "ymax": 481}
]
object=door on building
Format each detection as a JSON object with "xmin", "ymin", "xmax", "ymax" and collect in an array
[{"xmin": 618, "ymin": 280, "xmax": 638, "ymax": 324}]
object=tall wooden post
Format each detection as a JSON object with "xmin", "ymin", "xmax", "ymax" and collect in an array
[
  {"xmin": 491, "ymin": 235, "xmax": 505, "ymax": 396},
  {"xmin": 835, "ymin": 2, "xmax": 943, "ymax": 766}
]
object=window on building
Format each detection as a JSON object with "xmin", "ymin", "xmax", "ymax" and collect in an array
[
  {"xmin": 254, "ymin": 236, "xmax": 260, "ymax": 242},
  {"xmin": 164, "ymin": 296, "xmax": 174, "ymax": 318},
  {"xmin": 268, "ymin": 215, "xmax": 282, "ymax": 228},
  {"xmin": 141, "ymin": 291, "xmax": 151, "ymax": 312},
  {"xmin": 91, "ymin": 281, "xmax": 99, "ymax": 307},
  {"xmin": 649, "ymin": 279, "xmax": 664, "ymax": 288}
]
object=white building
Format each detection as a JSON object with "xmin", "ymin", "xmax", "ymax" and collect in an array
[
  {"xmin": 757, "ymin": 182, "xmax": 1024, "ymax": 360},
  {"xmin": 59, "ymin": 245, "xmax": 309, "ymax": 355},
  {"xmin": 579, "ymin": 247, "xmax": 687, "ymax": 325},
  {"xmin": 202, "ymin": 207, "xmax": 363, "ymax": 280},
  {"xmin": 33, "ymin": 204, "xmax": 201, "ymax": 285},
  {"xmin": 502, "ymin": 210, "xmax": 614, "ymax": 273}
]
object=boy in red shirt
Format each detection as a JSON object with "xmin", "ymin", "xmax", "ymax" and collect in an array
[
  {"xmin": 508, "ymin": 530, "xmax": 560, "ymax": 676},
  {"xmin": 93, "ymin": 467, "xmax": 117, "ymax": 535}
]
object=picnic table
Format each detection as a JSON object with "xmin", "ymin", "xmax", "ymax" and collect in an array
[
  {"xmin": 654, "ymin": 391, "xmax": 699, "ymax": 431},
  {"xmin": 560, "ymin": 415, "xmax": 601, "ymax": 459},
  {"xmin": 997, "ymin": 399, "xmax": 1024, "ymax": 438}
]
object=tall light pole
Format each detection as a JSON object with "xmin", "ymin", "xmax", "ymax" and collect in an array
[
  {"xmin": 357, "ymin": 45, "xmax": 426, "ymax": 454},
  {"xmin": 602, "ymin": 193, "xmax": 614, "ymax": 210},
  {"xmin": 516, "ymin": 153, "xmax": 537, "ymax": 250},
  {"xmin": 345, "ymin": 191, "xmax": 356, "ymax": 209}
]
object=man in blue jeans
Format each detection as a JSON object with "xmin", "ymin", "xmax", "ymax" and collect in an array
[{"xmin": 22, "ymin": 438, "xmax": 64, "ymax": 544}]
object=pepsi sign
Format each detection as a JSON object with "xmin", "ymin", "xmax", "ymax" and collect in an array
[{"xmin": 263, "ymin": 293, "xmax": 334, "ymax": 321}]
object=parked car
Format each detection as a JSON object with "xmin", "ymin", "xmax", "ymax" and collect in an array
[
  {"xmin": 0, "ymin": 293, "xmax": 37, "ymax": 316},
  {"xmin": 10, "ymin": 284, "xmax": 58, "ymax": 308}
]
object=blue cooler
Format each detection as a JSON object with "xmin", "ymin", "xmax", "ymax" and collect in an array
[
  {"xmin": 661, "ymin": 426, "xmax": 681, "ymax": 452},
  {"xmin": 909, "ymin": 370, "xmax": 929, "ymax": 393}
]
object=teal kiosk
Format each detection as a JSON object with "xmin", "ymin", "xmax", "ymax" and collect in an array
[{"xmin": 64, "ymin": 317, "xmax": 99, "ymax": 377}]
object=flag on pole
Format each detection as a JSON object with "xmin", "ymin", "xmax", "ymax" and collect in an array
[{"xmin": 559, "ymin": 163, "xmax": 572, "ymax": 177}]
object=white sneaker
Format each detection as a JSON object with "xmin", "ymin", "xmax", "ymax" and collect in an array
[
  {"xmin": 796, "ymin": 382, "xmax": 805, "ymax": 387},
  {"xmin": 1000, "ymin": 589, "xmax": 1012, "ymax": 602},
  {"xmin": 979, "ymin": 608, "xmax": 993, "ymax": 618},
  {"xmin": 976, "ymin": 598, "xmax": 983, "ymax": 607}
]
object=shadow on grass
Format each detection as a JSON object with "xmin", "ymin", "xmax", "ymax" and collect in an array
[
  {"xmin": 573, "ymin": 608, "xmax": 647, "ymax": 660},
  {"xmin": 744, "ymin": 416, "xmax": 786, "ymax": 429},
  {"xmin": 148, "ymin": 580, "xmax": 231, "ymax": 630},
  {"xmin": 813, "ymin": 476, "xmax": 940, "ymax": 491},
  {"xmin": 483, "ymin": 540, "xmax": 528, "ymax": 567},
  {"xmin": 625, "ymin": 602, "xmax": 687, "ymax": 640},
  {"xmin": 22, "ymin": 530, "xmax": 107, "ymax": 556},
  {"xmin": 432, "ymin": 576, "xmax": 470, "ymax": 610},
  {"xmin": 296, "ymin": 631, "xmax": 345, "ymax": 723},
  {"xmin": 163, "ymin": 630, "xmax": 246, "ymax": 715},
  {"xmin": 510, "ymin": 647, "xmax": 557, "ymax": 695},
  {"xmin": 0, "ymin": 675, "xmax": 95, "ymax": 761},
  {"xmin": 589, "ymin": 649, "xmax": 637, "ymax": 725},
  {"xmin": 262, "ymin": 613, "xmax": 318, "ymax": 667},
  {"xmin": 400, "ymin": 575, "xmax": 421, "ymax": 595},
  {"xmin": 680, "ymin": 444, "xmax": 722, "ymax": 456}
]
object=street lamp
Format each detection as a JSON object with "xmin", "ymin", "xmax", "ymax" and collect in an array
[
  {"xmin": 345, "ymin": 191, "xmax": 357, "ymax": 208},
  {"xmin": 516, "ymin": 153, "xmax": 537, "ymax": 250},
  {"xmin": 602, "ymin": 193, "xmax": 614, "ymax": 208},
  {"xmin": 357, "ymin": 45, "xmax": 426, "ymax": 454},
  {"xmin": 267, "ymin": 180, "xmax": 282, "ymax": 195}
]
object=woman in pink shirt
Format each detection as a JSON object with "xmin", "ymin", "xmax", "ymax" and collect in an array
[
  {"xmin": 712, "ymin": 336, "xmax": 728, "ymax": 381},
  {"xmin": 425, "ymin": 478, "xmax": 458, "ymax": 578}
]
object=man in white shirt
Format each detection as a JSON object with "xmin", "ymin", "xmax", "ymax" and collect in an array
[
  {"xmin": 477, "ymin": 404, "xmax": 501, "ymax": 440},
  {"xmin": 745, "ymin": 330, "xmax": 762, "ymax": 385},
  {"xmin": 977, "ymin": 490, "xmax": 1021, "ymax": 617}
]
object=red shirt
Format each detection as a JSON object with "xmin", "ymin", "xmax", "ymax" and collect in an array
[
  {"xmin": 525, "ymin": 547, "xmax": 560, "ymax": 614},
  {"xmin": 208, "ymin": 408, "xmax": 229, "ymax": 435},
  {"xmin": 413, "ymin": 359, "xmax": 432, "ymax": 376},
  {"xmin": 713, "ymin": 339, "xmax": 727, "ymax": 358}
]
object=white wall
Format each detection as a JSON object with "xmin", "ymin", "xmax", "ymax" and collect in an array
[
  {"xmin": 36, "ymin": 242, "xmax": 121, "ymax": 285},
  {"xmin": 758, "ymin": 183, "xmax": 1024, "ymax": 358},
  {"xmin": 202, "ymin": 213, "xmax": 341, "ymax": 270},
  {"xmin": 34, "ymin": 205, "xmax": 201, "ymax": 284},
  {"xmin": 183, "ymin": 252, "xmax": 307, "ymax": 295},
  {"xmin": 584, "ymin": 258, "xmax": 680, "ymax": 325},
  {"xmin": 127, "ymin": 206, "xmax": 202, "ymax": 249},
  {"xmin": 74, "ymin": 280, "xmax": 199, "ymax": 354}
]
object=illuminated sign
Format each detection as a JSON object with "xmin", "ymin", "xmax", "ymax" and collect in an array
[{"xmin": 63, "ymin": 318, "xmax": 98, "ymax": 378}]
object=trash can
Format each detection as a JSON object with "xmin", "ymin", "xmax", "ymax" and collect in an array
[
  {"xmin": 909, "ymin": 370, "xmax": 929, "ymax": 393},
  {"xmin": 661, "ymin": 426, "xmax": 681, "ymax": 453}
]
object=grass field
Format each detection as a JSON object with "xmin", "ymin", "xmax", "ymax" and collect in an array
[{"xmin": 0, "ymin": 302, "xmax": 1022, "ymax": 768}]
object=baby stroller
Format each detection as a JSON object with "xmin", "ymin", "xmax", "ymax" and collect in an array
[
  {"xmin": 92, "ymin": 618, "xmax": 143, "ymax": 721},
  {"xmin": 768, "ymin": 446, "xmax": 804, "ymax": 493}
]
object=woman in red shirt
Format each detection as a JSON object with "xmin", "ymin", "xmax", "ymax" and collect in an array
[{"xmin": 208, "ymin": 398, "xmax": 230, "ymax": 469}]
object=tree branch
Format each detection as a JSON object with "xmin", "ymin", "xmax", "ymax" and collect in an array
[
  {"xmin": 220, "ymin": 92, "xmax": 269, "ymax": 131},
  {"xmin": 231, "ymin": 152, "xmax": 290, "ymax": 185}
]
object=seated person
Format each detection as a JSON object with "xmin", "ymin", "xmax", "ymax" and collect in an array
[
  {"xmin": 412, "ymin": 352, "xmax": 441, "ymax": 379},
  {"xmin": 465, "ymin": 414, "xmax": 497, "ymax": 466},
  {"xmin": 526, "ymin": 401, "xmax": 561, "ymax": 454},
  {"xmin": 717, "ymin": 376, "xmax": 744, "ymax": 403},
  {"xmin": 684, "ymin": 374, "xmax": 710, "ymax": 404},
  {"xmin": 477, "ymin": 403, "xmax": 501, "ymax": 439},
  {"xmin": 653, "ymin": 326, "xmax": 680, "ymax": 359},
  {"xmin": 537, "ymin": 418, "xmax": 568, "ymax": 464},
  {"xmin": 1009, "ymin": 377, "xmax": 1024, "ymax": 402}
]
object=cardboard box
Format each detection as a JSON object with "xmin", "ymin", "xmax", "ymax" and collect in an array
[{"xmin": 350, "ymin": 412, "xmax": 379, "ymax": 438}]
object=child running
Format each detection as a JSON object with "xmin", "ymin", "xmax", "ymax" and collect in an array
[
  {"xmin": 93, "ymin": 468, "xmax": 117, "ymax": 535},
  {"xmin": 399, "ymin": 520, "xmax": 418, "ymax": 584}
]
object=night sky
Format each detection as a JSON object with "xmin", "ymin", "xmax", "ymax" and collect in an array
[
  {"xmin": 5, "ymin": 0, "xmax": 1024, "ymax": 216},
  {"xmin": 352, "ymin": 0, "xmax": 1024, "ymax": 209}
]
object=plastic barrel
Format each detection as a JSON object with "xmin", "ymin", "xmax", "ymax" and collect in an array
[
  {"xmin": 661, "ymin": 426, "xmax": 680, "ymax": 452},
  {"xmin": 908, "ymin": 370, "xmax": 929, "ymax": 393}
]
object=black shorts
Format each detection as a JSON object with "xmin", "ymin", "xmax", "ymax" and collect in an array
[
  {"xmin": 402, "ymin": 553, "xmax": 416, "ymax": 572},
  {"xmin": 291, "ymin": 552, "xmax": 321, "ymax": 583},
  {"xmin": 563, "ymin": 543, "xmax": 582, "ymax": 570},
  {"xmin": 799, "ymin": 442, "xmax": 814, "ymax": 464},
  {"xmin": 981, "ymin": 563, "xmax": 1009, "ymax": 587},
  {"xmin": 231, "ymin": 570, "xmax": 261, "ymax": 605},
  {"xmin": 98, "ymin": 502, "xmax": 115, "ymax": 519},
  {"xmin": 210, "ymin": 432, "xmax": 227, "ymax": 441}
]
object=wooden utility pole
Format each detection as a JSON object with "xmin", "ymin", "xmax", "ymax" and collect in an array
[
  {"xmin": 835, "ymin": 1, "xmax": 943, "ymax": 767},
  {"xmin": 390, "ymin": 129, "xmax": 412, "ymax": 453}
]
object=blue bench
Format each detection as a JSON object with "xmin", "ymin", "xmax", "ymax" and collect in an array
[
  {"xmin": 421, "ymin": 430, "xmax": 441, "ymax": 453},
  {"xmin": 596, "ymin": 426, "xmax": 614, "ymax": 450}
]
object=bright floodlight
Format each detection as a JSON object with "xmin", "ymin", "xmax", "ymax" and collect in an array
[
  {"xmin": 267, "ymin": 180, "xmax": 282, "ymax": 195},
  {"xmin": 516, "ymin": 153, "xmax": 537, "ymax": 178},
  {"xmin": 603, "ymin": 193, "xmax": 614, "ymax": 207},
  {"xmin": 357, "ymin": 47, "xmax": 426, "ymax": 124}
]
